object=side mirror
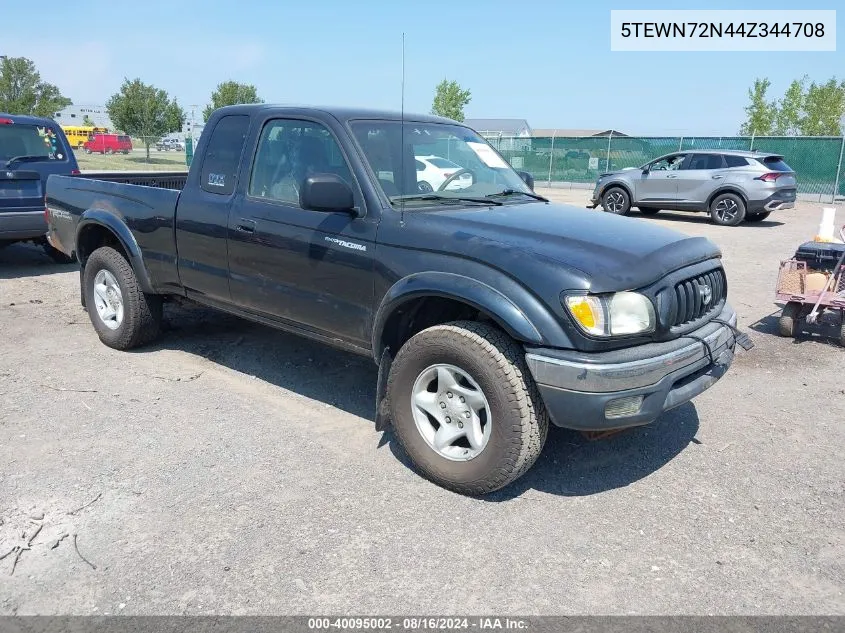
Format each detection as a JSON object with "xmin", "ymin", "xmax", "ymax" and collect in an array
[
  {"xmin": 642, "ymin": 167, "xmax": 650, "ymax": 174},
  {"xmin": 300, "ymin": 174, "xmax": 356, "ymax": 214},
  {"xmin": 516, "ymin": 170, "xmax": 535, "ymax": 191}
]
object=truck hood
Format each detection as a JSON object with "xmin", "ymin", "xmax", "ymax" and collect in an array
[{"xmin": 403, "ymin": 201, "xmax": 721, "ymax": 293}]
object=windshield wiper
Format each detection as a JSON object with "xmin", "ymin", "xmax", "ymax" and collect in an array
[
  {"xmin": 5, "ymin": 155, "xmax": 51, "ymax": 168},
  {"xmin": 392, "ymin": 194, "xmax": 503, "ymax": 206},
  {"xmin": 486, "ymin": 189, "xmax": 548, "ymax": 202}
]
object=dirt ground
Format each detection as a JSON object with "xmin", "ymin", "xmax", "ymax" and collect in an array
[{"xmin": 1, "ymin": 193, "xmax": 843, "ymax": 615}]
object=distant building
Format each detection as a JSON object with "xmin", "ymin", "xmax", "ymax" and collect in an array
[
  {"xmin": 531, "ymin": 128, "xmax": 629, "ymax": 138},
  {"xmin": 53, "ymin": 104, "xmax": 113, "ymax": 129},
  {"xmin": 464, "ymin": 118, "xmax": 532, "ymax": 137}
]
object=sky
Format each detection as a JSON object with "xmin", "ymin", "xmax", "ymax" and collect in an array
[{"xmin": 3, "ymin": 0, "xmax": 843, "ymax": 135}]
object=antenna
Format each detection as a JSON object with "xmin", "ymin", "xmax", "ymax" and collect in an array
[{"xmin": 400, "ymin": 32, "xmax": 406, "ymax": 225}]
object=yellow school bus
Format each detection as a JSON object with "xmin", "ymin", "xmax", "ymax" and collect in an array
[{"xmin": 61, "ymin": 125, "xmax": 110, "ymax": 150}]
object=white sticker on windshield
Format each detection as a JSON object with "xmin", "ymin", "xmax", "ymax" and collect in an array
[{"xmin": 467, "ymin": 142, "xmax": 509, "ymax": 169}]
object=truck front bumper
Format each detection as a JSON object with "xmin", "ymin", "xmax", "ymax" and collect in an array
[{"xmin": 525, "ymin": 306, "xmax": 737, "ymax": 431}]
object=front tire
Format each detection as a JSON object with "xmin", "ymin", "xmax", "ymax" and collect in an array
[
  {"xmin": 601, "ymin": 186, "xmax": 631, "ymax": 215},
  {"xmin": 83, "ymin": 246, "xmax": 162, "ymax": 350},
  {"xmin": 710, "ymin": 193, "xmax": 746, "ymax": 226},
  {"xmin": 386, "ymin": 321, "xmax": 548, "ymax": 496}
]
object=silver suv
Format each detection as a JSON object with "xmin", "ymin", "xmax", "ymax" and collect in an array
[{"xmin": 588, "ymin": 150, "xmax": 797, "ymax": 226}]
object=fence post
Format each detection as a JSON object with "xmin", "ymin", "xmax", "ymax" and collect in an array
[
  {"xmin": 832, "ymin": 135, "xmax": 845, "ymax": 203},
  {"xmin": 605, "ymin": 131, "xmax": 613, "ymax": 172},
  {"xmin": 749, "ymin": 133, "xmax": 755, "ymax": 151},
  {"xmin": 547, "ymin": 130, "xmax": 556, "ymax": 189},
  {"xmin": 678, "ymin": 136, "xmax": 684, "ymax": 151}
]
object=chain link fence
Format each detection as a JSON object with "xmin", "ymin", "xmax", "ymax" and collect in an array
[{"xmin": 482, "ymin": 134, "xmax": 845, "ymax": 202}]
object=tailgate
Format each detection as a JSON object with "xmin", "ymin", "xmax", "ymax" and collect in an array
[{"xmin": 0, "ymin": 169, "xmax": 42, "ymax": 211}]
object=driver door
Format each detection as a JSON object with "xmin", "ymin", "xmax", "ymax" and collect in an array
[{"xmin": 635, "ymin": 153, "xmax": 686, "ymax": 204}]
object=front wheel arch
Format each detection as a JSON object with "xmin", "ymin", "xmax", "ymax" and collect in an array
[{"xmin": 372, "ymin": 273, "xmax": 547, "ymax": 361}]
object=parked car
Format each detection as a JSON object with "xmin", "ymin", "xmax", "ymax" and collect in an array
[
  {"xmin": 588, "ymin": 150, "xmax": 797, "ymax": 226},
  {"xmin": 0, "ymin": 113, "xmax": 78, "ymax": 262},
  {"xmin": 156, "ymin": 137, "xmax": 184, "ymax": 151},
  {"xmin": 45, "ymin": 104, "xmax": 750, "ymax": 495},
  {"xmin": 83, "ymin": 133, "xmax": 132, "ymax": 155},
  {"xmin": 415, "ymin": 154, "xmax": 472, "ymax": 192}
]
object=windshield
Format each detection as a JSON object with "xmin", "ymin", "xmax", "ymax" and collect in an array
[
  {"xmin": 0, "ymin": 123, "xmax": 67, "ymax": 163},
  {"xmin": 349, "ymin": 121, "xmax": 531, "ymax": 206}
]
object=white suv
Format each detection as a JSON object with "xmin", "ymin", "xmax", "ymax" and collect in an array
[
  {"xmin": 588, "ymin": 150, "xmax": 798, "ymax": 226},
  {"xmin": 415, "ymin": 155, "xmax": 473, "ymax": 192}
]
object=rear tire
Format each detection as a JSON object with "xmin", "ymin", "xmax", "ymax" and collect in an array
[
  {"xmin": 745, "ymin": 212, "xmax": 771, "ymax": 222},
  {"xmin": 778, "ymin": 302, "xmax": 801, "ymax": 338},
  {"xmin": 83, "ymin": 246, "xmax": 162, "ymax": 350},
  {"xmin": 638, "ymin": 207, "xmax": 660, "ymax": 216},
  {"xmin": 709, "ymin": 193, "xmax": 746, "ymax": 226},
  {"xmin": 601, "ymin": 186, "xmax": 631, "ymax": 215},
  {"xmin": 386, "ymin": 321, "xmax": 548, "ymax": 496}
]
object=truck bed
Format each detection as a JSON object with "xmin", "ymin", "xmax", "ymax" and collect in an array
[
  {"xmin": 75, "ymin": 171, "xmax": 188, "ymax": 191},
  {"xmin": 46, "ymin": 172, "xmax": 186, "ymax": 292}
]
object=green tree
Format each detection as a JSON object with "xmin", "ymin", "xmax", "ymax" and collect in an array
[
  {"xmin": 106, "ymin": 78, "xmax": 180, "ymax": 159},
  {"xmin": 203, "ymin": 81, "xmax": 262, "ymax": 121},
  {"xmin": 164, "ymin": 100, "xmax": 186, "ymax": 133},
  {"xmin": 431, "ymin": 79, "xmax": 471, "ymax": 122},
  {"xmin": 800, "ymin": 78, "xmax": 845, "ymax": 136},
  {"xmin": 774, "ymin": 77, "xmax": 807, "ymax": 136},
  {"xmin": 82, "ymin": 115, "xmax": 95, "ymax": 127},
  {"xmin": 0, "ymin": 56, "xmax": 71, "ymax": 117},
  {"xmin": 739, "ymin": 78, "xmax": 776, "ymax": 136}
]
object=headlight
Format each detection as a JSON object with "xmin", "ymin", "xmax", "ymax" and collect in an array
[{"xmin": 563, "ymin": 292, "xmax": 655, "ymax": 337}]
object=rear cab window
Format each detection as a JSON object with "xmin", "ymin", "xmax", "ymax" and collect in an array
[
  {"xmin": 0, "ymin": 121, "xmax": 70, "ymax": 165},
  {"xmin": 200, "ymin": 115, "xmax": 251, "ymax": 195},
  {"xmin": 756, "ymin": 156, "xmax": 793, "ymax": 172}
]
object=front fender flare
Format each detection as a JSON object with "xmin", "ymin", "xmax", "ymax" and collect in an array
[
  {"xmin": 76, "ymin": 209, "xmax": 155, "ymax": 294},
  {"xmin": 372, "ymin": 271, "xmax": 544, "ymax": 358}
]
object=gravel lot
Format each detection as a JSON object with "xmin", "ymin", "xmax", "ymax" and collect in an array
[{"xmin": 1, "ymin": 191, "xmax": 843, "ymax": 615}]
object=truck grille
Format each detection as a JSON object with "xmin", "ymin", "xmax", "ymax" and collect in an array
[{"xmin": 669, "ymin": 268, "xmax": 726, "ymax": 328}]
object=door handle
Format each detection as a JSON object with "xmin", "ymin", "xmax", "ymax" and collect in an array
[
  {"xmin": 235, "ymin": 219, "xmax": 256, "ymax": 233},
  {"xmin": 711, "ymin": 175, "xmax": 724, "ymax": 179},
  {"xmin": 667, "ymin": 174, "xmax": 678, "ymax": 178}
]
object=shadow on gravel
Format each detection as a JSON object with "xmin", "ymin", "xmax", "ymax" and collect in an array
[
  {"xmin": 134, "ymin": 300, "xmax": 702, "ymax": 499},
  {"xmin": 0, "ymin": 243, "xmax": 76, "ymax": 280},
  {"xmin": 479, "ymin": 403, "xmax": 700, "ymax": 500},
  {"xmin": 750, "ymin": 308, "xmax": 843, "ymax": 347},
  {"xmin": 135, "ymin": 300, "xmax": 378, "ymax": 421},
  {"xmin": 637, "ymin": 211, "xmax": 785, "ymax": 228}
]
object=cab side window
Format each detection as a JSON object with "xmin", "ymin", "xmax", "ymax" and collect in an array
[
  {"xmin": 650, "ymin": 154, "xmax": 686, "ymax": 171},
  {"xmin": 684, "ymin": 154, "xmax": 724, "ymax": 170},
  {"xmin": 725, "ymin": 155, "xmax": 749, "ymax": 168},
  {"xmin": 200, "ymin": 115, "xmax": 251, "ymax": 195},
  {"xmin": 248, "ymin": 119, "xmax": 354, "ymax": 207}
]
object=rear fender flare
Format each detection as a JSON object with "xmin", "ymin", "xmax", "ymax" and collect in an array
[
  {"xmin": 372, "ymin": 271, "xmax": 544, "ymax": 359},
  {"xmin": 76, "ymin": 209, "xmax": 155, "ymax": 294}
]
